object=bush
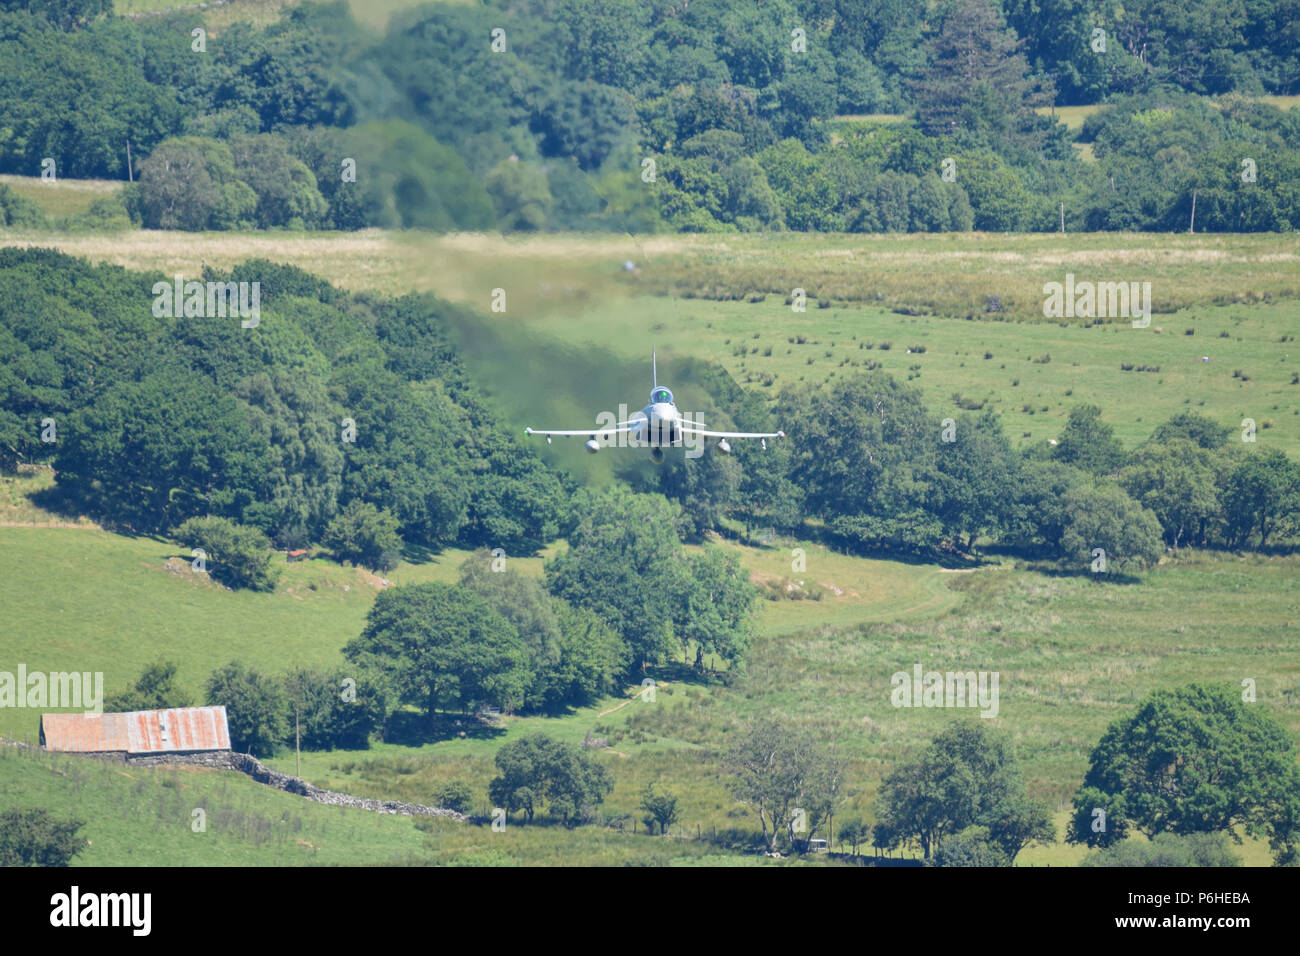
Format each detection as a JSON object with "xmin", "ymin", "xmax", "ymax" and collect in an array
[
  {"xmin": 488, "ymin": 733, "xmax": 614, "ymax": 825},
  {"xmin": 1081, "ymin": 832, "xmax": 1241, "ymax": 867},
  {"xmin": 934, "ymin": 826, "xmax": 1010, "ymax": 867},
  {"xmin": 323, "ymin": 500, "xmax": 403, "ymax": 571},
  {"xmin": 0, "ymin": 808, "xmax": 87, "ymax": 866},
  {"xmin": 66, "ymin": 195, "xmax": 131, "ymax": 232},
  {"xmin": 173, "ymin": 516, "xmax": 280, "ymax": 591},
  {"xmin": 0, "ymin": 185, "xmax": 47, "ymax": 228},
  {"xmin": 283, "ymin": 668, "xmax": 385, "ymax": 751},
  {"xmin": 205, "ymin": 661, "xmax": 289, "ymax": 757},
  {"xmin": 104, "ymin": 660, "xmax": 193, "ymax": 713},
  {"xmin": 434, "ymin": 781, "xmax": 477, "ymax": 815}
]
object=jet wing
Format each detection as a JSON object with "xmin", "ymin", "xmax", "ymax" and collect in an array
[
  {"xmin": 525, "ymin": 426, "xmax": 638, "ymax": 438},
  {"xmin": 678, "ymin": 427, "xmax": 786, "ymax": 439}
]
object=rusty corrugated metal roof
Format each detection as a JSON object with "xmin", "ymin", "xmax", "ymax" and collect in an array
[{"xmin": 41, "ymin": 706, "xmax": 231, "ymax": 754}]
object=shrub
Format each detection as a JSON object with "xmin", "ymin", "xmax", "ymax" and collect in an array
[
  {"xmin": 0, "ymin": 185, "xmax": 47, "ymax": 229},
  {"xmin": 1081, "ymin": 832, "xmax": 1240, "ymax": 867},
  {"xmin": 174, "ymin": 516, "xmax": 280, "ymax": 591},
  {"xmin": 205, "ymin": 661, "xmax": 289, "ymax": 757},
  {"xmin": 323, "ymin": 501, "xmax": 403, "ymax": 571},
  {"xmin": 283, "ymin": 668, "xmax": 386, "ymax": 750},
  {"xmin": 0, "ymin": 809, "xmax": 87, "ymax": 866},
  {"xmin": 435, "ymin": 781, "xmax": 477, "ymax": 815}
]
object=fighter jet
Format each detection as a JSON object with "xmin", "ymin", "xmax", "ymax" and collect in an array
[{"xmin": 524, "ymin": 350, "xmax": 785, "ymax": 463}]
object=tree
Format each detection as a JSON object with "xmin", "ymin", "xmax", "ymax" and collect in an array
[
  {"xmin": 282, "ymin": 668, "xmax": 385, "ymax": 750},
  {"xmin": 328, "ymin": 360, "xmax": 471, "ymax": 549},
  {"xmin": 1119, "ymin": 439, "xmax": 1221, "ymax": 547},
  {"xmin": 952, "ymin": 148, "xmax": 1037, "ymax": 231},
  {"xmin": 104, "ymin": 660, "xmax": 193, "ymax": 713},
  {"xmin": 0, "ymin": 809, "xmax": 87, "ymax": 866},
  {"xmin": 550, "ymin": 599, "xmax": 629, "ymax": 706},
  {"xmin": 298, "ymin": 120, "xmax": 494, "ymax": 231},
  {"xmin": 837, "ymin": 818, "xmax": 870, "ymax": 856},
  {"xmin": 782, "ymin": 370, "xmax": 936, "ymax": 526},
  {"xmin": 1060, "ymin": 480, "xmax": 1164, "ymax": 571},
  {"xmin": 343, "ymin": 582, "xmax": 530, "ymax": 719},
  {"xmin": 460, "ymin": 554, "xmax": 626, "ymax": 712},
  {"xmin": 640, "ymin": 784, "xmax": 681, "ymax": 836},
  {"xmin": 485, "ymin": 158, "xmax": 553, "ymax": 230},
  {"xmin": 136, "ymin": 137, "xmax": 256, "ymax": 230},
  {"xmin": 657, "ymin": 443, "xmax": 742, "ymax": 537},
  {"xmin": 56, "ymin": 370, "xmax": 273, "ymax": 534},
  {"xmin": 1068, "ymin": 684, "xmax": 1300, "ymax": 864},
  {"xmin": 1221, "ymin": 448, "xmax": 1300, "ymax": 548},
  {"xmin": 488, "ymin": 733, "xmax": 613, "ymax": 826},
  {"xmin": 1148, "ymin": 411, "xmax": 1231, "ymax": 450},
  {"xmin": 228, "ymin": 132, "xmax": 327, "ymax": 229},
  {"xmin": 671, "ymin": 545, "xmax": 758, "ymax": 673},
  {"xmin": 173, "ymin": 516, "xmax": 281, "ymax": 592},
  {"xmin": 726, "ymin": 718, "xmax": 845, "ymax": 854},
  {"xmin": 909, "ymin": 0, "xmax": 1054, "ymax": 149},
  {"xmin": 1052, "ymin": 404, "xmax": 1127, "ymax": 475},
  {"xmin": 457, "ymin": 552, "xmax": 563, "ymax": 711},
  {"xmin": 0, "ymin": 184, "xmax": 46, "ymax": 229},
  {"xmin": 933, "ymin": 409, "xmax": 1019, "ymax": 551},
  {"xmin": 434, "ymin": 780, "xmax": 476, "ymax": 815},
  {"xmin": 535, "ymin": 80, "xmax": 635, "ymax": 171},
  {"xmin": 874, "ymin": 721, "xmax": 1053, "ymax": 862},
  {"xmin": 1004, "ymin": 459, "xmax": 1086, "ymax": 555},
  {"xmin": 205, "ymin": 661, "xmax": 289, "ymax": 757},
  {"xmin": 232, "ymin": 369, "xmax": 344, "ymax": 546},
  {"xmin": 545, "ymin": 486, "xmax": 685, "ymax": 671},
  {"xmin": 455, "ymin": 414, "xmax": 567, "ymax": 554},
  {"xmin": 757, "ymin": 139, "xmax": 841, "ymax": 231},
  {"xmin": 0, "ymin": 14, "xmax": 183, "ymax": 180},
  {"xmin": 323, "ymin": 500, "xmax": 403, "ymax": 572}
]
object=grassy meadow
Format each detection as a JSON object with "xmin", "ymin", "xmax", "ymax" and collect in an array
[{"xmin": 0, "ymin": 174, "xmax": 121, "ymax": 222}]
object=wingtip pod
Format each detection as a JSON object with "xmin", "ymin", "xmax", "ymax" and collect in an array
[
  {"xmin": 778, "ymin": 430, "xmax": 786, "ymax": 438},
  {"xmin": 525, "ymin": 427, "xmax": 533, "ymax": 435}
]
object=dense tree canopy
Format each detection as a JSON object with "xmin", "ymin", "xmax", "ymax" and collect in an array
[
  {"xmin": 874, "ymin": 721, "xmax": 1054, "ymax": 862},
  {"xmin": 1069, "ymin": 684, "xmax": 1300, "ymax": 864},
  {"xmin": 345, "ymin": 582, "xmax": 531, "ymax": 718},
  {"xmin": 2, "ymin": 0, "xmax": 1297, "ymax": 234},
  {"xmin": 488, "ymin": 732, "xmax": 614, "ymax": 825}
]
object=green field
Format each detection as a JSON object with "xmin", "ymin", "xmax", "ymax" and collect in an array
[
  {"xmin": 0, "ymin": 174, "xmax": 121, "ymax": 222},
  {"xmin": 1035, "ymin": 94, "xmax": 1300, "ymax": 131},
  {"xmin": 0, "ymin": 742, "xmax": 782, "ymax": 866},
  {"xmin": 115, "ymin": 0, "xmax": 475, "ymax": 32}
]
